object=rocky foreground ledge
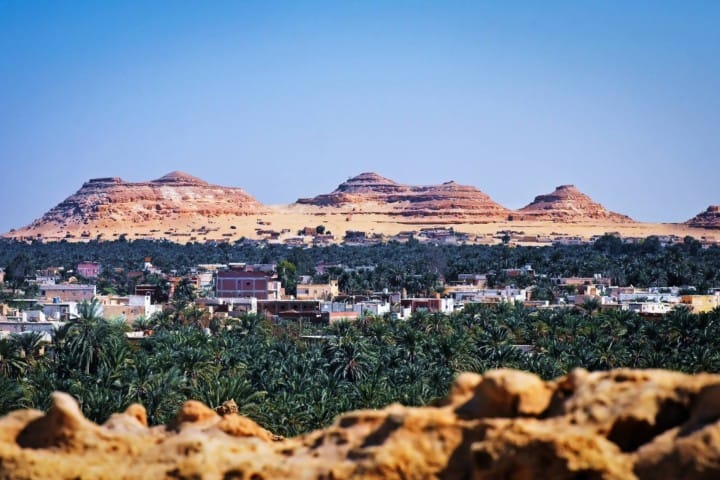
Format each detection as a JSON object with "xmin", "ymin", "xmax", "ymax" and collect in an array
[{"xmin": 2, "ymin": 369, "xmax": 720, "ymax": 479}]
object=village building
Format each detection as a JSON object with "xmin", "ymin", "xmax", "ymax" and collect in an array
[
  {"xmin": 322, "ymin": 299, "xmax": 391, "ymax": 317},
  {"xmin": 455, "ymin": 274, "xmax": 488, "ymax": 288},
  {"xmin": 97, "ymin": 294, "xmax": 162, "ymax": 323},
  {"xmin": 39, "ymin": 284, "xmax": 96, "ymax": 303},
  {"xmin": 196, "ymin": 297, "xmax": 257, "ymax": 316},
  {"xmin": 397, "ymin": 297, "xmax": 454, "ymax": 319},
  {"xmin": 450, "ymin": 287, "xmax": 527, "ymax": 307},
  {"xmin": 626, "ymin": 302, "xmax": 674, "ymax": 316},
  {"xmin": 216, "ymin": 268, "xmax": 283, "ymax": 300},
  {"xmin": 295, "ymin": 279, "xmax": 339, "ymax": 300},
  {"xmin": 257, "ymin": 299, "xmax": 324, "ymax": 322},
  {"xmin": 42, "ymin": 301, "xmax": 79, "ymax": 321},
  {"xmin": 680, "ymin": 294, "xmax": 720, "ymax": 313},
  {"xmin": 552, "ymin": 275, "xmax": 612, "ymax": 288},
  {"xmin": 135, "ymin": 284, "xmax": 169, "ymax": 303},
  {"xmin": 77, "ymin": 262, "xmax": 101, "ymax": 279}
]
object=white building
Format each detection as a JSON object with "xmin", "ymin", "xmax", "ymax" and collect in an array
[
  {"xmin": 43, "ymin": 301, "xmax": 79, "ymax": 321},
  {"xmin": 321, "ymin": 300, "xmax": 391, "ymax": 317},
  {"xmin": 626, "ymin": 302, "xmax": 674, "ymax": 315},
  {"xmin": 452, "ymin": 287, "xmax": 527, "ymax": 306}
]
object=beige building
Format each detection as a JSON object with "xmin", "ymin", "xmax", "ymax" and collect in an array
[
  {"xmin": 295, "ymin": 280, "xmax": 339, "ymax": 300},
  {"xmin": 98, "ymin": 295, "xmax": 162, "ymax": 323},
  {"xmin": 680, "ymin": 294, "xmax": 720, "ymax": 313},
  {"xmin": 39, "ymin": 284, "xmax": 96, "ymax": 302}
]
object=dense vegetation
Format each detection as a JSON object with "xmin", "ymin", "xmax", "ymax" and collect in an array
[
  {"xmin": 2, "ymin": 236, "xmax": 720, "ymax": 435},
  {"xmin": 2, "ymin": 302, "xmax": 720, "ymax": 436},
  {"xmin": 2, "ymin": 235, "xmax": 720, "ymax": 296}
]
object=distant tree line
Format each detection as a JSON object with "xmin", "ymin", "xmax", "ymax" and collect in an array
[{"xmin": 2, "ymin": 235, "xmax": 720, "ymax": 297}]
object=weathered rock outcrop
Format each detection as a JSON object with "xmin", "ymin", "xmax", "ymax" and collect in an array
[
  {"xmin": 11, "ymin": 171, "xmax": 265, "ymax": 233},
  {"xmin": 518, "ymin": 184, "xmax": 634, "ymax": 223},
  {"xmin": 296, "ymin": 172, "xmax": 512, "ymax": 219},
  {"xmin": 3, "ymin": 368, "xmax": 720, "ymax": 479},
  {"xmin": 686, "ymin": 205, "xmax": 720, "ymax": 229}
]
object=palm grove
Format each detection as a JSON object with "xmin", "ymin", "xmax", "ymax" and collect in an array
[{"xmin": 1, "ymin": 235, "xmax": 720, "ymax": 436}]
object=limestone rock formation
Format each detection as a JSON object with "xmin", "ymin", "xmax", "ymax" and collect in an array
[
  {"xmin": 2, "ymin": 172, "xmax": 708, "ymax": 243},
  {"xmin": 3, "ymin": 368, "xmax": 720, "ymax": 479},
  {"xmin": 6, "ymin": 171, "xmax": 265, "ymax": 239},
  {"xmin": 296, "ymin": 172, "xmax": 512, "ymax": 219},
  {"xmin": 518, "ymin": 184, "xmax": 634, "ymax": 223},
  {"xmin": 686, "ymin": 205, "xmax": 720, "ymax": 229}
]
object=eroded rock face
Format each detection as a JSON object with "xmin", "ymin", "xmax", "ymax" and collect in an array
[
  {"xmin": 2, "ymin": 368, "xmax": 720, "ymax": 479},
  {"xmin": 296, "ymin": 172, "xmax": 512, "ymax": 219},
  {"xmin": 518, "ymin": 185, "xmax": 634, "ymax": 223},
  {"xmin": 13, "ymin": 171, "xmax": 266, "ymax": 231},
  {"xmin": 686, "ymin": 205, "xmax": 720, "ymax": 229}
]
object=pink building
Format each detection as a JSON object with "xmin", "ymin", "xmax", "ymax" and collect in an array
[
  {"xmin": 216, "ymin": 269, "xmax": 281, "ymax": 299},
  {"xmin": 77, "ymin": 262, "xmax": 101, "ymax": 279}
]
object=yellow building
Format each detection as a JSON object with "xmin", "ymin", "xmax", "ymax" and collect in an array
[{"xmin": 680, "ymin": 294, "xmax": 720, "ymax": 313}]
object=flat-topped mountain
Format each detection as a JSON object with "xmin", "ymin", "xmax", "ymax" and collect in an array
[
  {"xmin": 9, "ymin": 172, "xmax": 265, "ymax": 238},
  {"xmin": 518, "ymin": 185, "xmax": 634, "ymax": 223},
  {"xmin": 686, "ymin": 205, "xmax": 720, "ymax": 229},
  {"xmin": 3, "ymin": 171, "xmax": 710, "ymax": 243},
  {"xmin": 296, "ymin": 172, "xmax": 511, "ymax": 219}
]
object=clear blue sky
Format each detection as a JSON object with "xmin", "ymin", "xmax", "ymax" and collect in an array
[{"xmin": 1, "ymin": 1, "xmax": 718, "ymax": 232}]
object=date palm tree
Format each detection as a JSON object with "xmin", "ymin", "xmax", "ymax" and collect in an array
[
  {"xmin": 0, "ymin": 337, "xmax": 26, "ymax": 379},
  {"xmin": 0, "ymin": 376, "xmax": 25, "ymax": 414},
  {"xmin": 13, "ymin": 331, "xmax": 46, "ymax": 363},
  {"xmin": 56, "ymin": 299, "xmax": 128, "ymax": 376}
]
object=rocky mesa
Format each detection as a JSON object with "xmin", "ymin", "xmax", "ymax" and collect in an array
[
  {"xmin": 8, "ymin": 171, "xmax": 266, "ymax": 239},
  {"xmin": 517, "ymin": 184, "xmax": 634, "ymax": 223},
  {"xmin": 2, "ymin": 368, "xmax": 720, "ymax": 479},
  {"xmin": 296, "ymin": 172, "xmax": 512, "ymax": 219},
  {"xmin": 5, "ymin": 171, "xmax": 707, "ymax": 244},
  {"xmin": 686, "ymin": 205, "xmax": 720, "ymax": 229}
]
